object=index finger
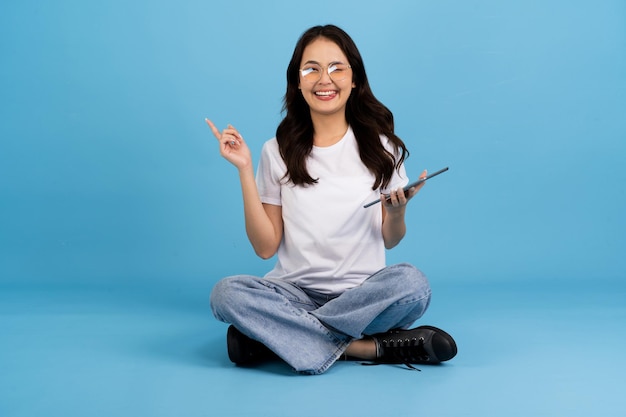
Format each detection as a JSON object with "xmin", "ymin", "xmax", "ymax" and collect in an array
[{"xmin": 204, "ymin": 118, "xmax": 221, "ymax": 140}]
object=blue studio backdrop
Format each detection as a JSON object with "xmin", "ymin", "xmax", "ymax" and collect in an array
[
  {"xmin": 1, "ymin": 1, "xmax": 625, "ymax": 299},
  {"xmin": 1, "ymin": 1, "xmax": 626, "ymax": 417}
]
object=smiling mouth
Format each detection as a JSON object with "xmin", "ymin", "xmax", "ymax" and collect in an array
[{"xmin": 315, "ymin": 90, "xmax": 337, "ymax": 97}]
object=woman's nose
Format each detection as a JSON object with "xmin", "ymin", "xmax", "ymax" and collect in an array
[{"xmin": 318, "ymin": 68, "xmax": 332, "ymax": 83}]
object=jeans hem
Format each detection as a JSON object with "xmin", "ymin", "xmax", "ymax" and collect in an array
[{"xmin": 298, "ymin": 338, "xmax": 352, "ymax": 375}]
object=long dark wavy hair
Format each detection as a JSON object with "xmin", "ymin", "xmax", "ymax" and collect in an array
[{"xmin": 276, "ymin": 24, "xmax": 409, "ymax": 190}]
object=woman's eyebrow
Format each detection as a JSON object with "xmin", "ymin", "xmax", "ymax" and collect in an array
[{"xmin": 302, "ymin": 60, "xmax": 347, "ymax": 65}]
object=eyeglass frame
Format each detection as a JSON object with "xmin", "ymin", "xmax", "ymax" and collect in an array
[{"xmin": 299, "ymin": 61, "xmax": 352, "ymax": 83}]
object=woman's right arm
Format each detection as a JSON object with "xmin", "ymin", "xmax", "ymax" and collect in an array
[
  {"xmin": 238, "ymin": 165, "xmax": 283, "ymax": 259},
  {"xmin": 206, "ymin": 119, "xmax": 283, "ymax": 259}
]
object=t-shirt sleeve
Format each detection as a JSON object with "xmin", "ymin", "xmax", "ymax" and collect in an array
[{"xmin": 256, "ymin": 139, "xmax": 284, "ymax": 206}]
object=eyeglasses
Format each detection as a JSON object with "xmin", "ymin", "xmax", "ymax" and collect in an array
[{"xmin": 299, "ymin": 62, "xmax": 352, "ymax": 83}]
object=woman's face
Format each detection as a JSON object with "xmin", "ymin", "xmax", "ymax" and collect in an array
[{"xmin": 298, "ymin": 37, "xmax": 355, "ymax": 119}]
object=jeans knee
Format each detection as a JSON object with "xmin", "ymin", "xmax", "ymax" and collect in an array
[
  {"xmin": 391, "ymin": 264, "xmax": 432, "ymax": 326},
  {"xmin": 394, "ymin": 263, "xmax": 431, "ymax": 302},
  {"xmin": 210, "ymin": 276, "xmax": 246, "ymax": 322}
]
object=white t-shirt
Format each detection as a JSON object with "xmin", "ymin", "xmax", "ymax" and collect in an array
[{"xmin": 256, "ymin": 127, "xmax": 408, "ymax": 295}]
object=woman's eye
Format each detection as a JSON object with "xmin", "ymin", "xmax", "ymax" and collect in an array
[{"xmin": 302, "ymin": 66, "xmax": 319, "ymax": 75}]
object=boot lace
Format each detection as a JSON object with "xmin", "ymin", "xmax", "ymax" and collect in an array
[{"xmin": 361, "ymin": 336, "xmax": 429, "ymax": 371}]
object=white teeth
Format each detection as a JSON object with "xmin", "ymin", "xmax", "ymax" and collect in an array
[{"xmin": 315, "ymin": 91, "xmax": 336, "ymax": 96}]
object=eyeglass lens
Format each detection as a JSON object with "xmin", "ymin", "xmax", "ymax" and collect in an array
[{"xmin": 300, "ymin": 63, "xmax": 350, "ymax": 82}]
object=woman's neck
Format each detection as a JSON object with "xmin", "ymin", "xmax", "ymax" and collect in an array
[{"xmin": 311, "ymin": 112, "xmax": 349, "ymax": 147}]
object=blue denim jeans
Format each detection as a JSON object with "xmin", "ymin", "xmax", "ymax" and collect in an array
[{"xmin": 210, "ymin": 263, "xmax": 431, "ymax": 374}]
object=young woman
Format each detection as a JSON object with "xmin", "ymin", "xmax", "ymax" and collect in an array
[{"xmin": 206, "ymin": 25, "xmax": 456, "ymax": 375}]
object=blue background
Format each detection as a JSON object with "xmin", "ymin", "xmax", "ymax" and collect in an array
[{"xmin": 1, "ymin": 1, "xmax": 625, "ymax": 416}]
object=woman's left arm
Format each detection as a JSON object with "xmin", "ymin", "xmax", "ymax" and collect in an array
[{"xmin": 381, "ymin": 170, "xmax": 427, "ymax": 249}]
